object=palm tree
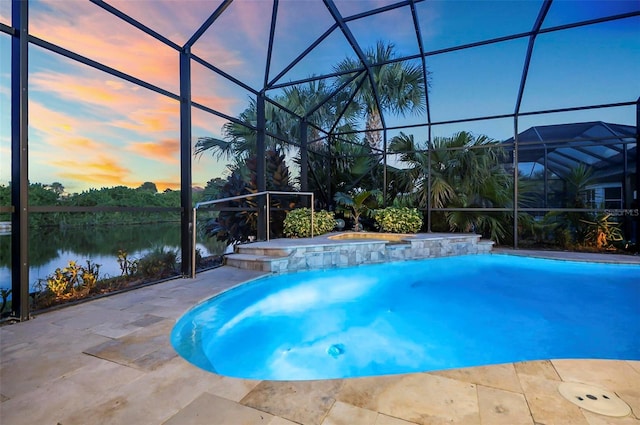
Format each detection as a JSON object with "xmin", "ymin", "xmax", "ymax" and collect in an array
[
  {"xmin": 195, "ymin": 78, "xmax": 362, "ymax": 160},
  {"xmin": 389, "ymin": 131, "xmax": 513, "ymax": 242},
  {"xmin": 302, "ymin": 135, "xmax": 383, "ymax": 208},
  {"xmin": 196, "ymin": 79, "xmax": 372, "ymax": 208},
  {"xmin": 333, "ymin": 41, "xmax": 426, "ymax": 150},
  {"xmin": 194, "ymin": 97, "xmax": 297, "ymax": 164},
  {"xmin": 195, "ymin": 41, "xmax": 425, "ymax": 211},
  {"xmin": 540, "ymin": 163, "xmax": 597, "ymax": 246}
]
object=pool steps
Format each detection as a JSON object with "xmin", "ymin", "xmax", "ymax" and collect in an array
[{"xmin": 224, "ymin": 232, "xmax": 494, "ymax": 273}]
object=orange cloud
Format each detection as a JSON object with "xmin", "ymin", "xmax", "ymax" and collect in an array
[
  {"xmin": 53, "ymin": 157, "xmax": 184, "ymax": 193},
  {"xmin": 126, "ymin": 138, "xmax": 179, "ymax": 164},
  {"xmin": 28, "ymin": 101, "xmax": 134, "ymax": 189},
  {"xmin": 53, "ymin": 155, "xmax": 132, "ymax": 186},
  {"xmin": 31, "ymin": 65, "xmax": 237, "ymax": 139},
  {"xmin": 110, "ymin": 104, "xmax": 180, "ymax": 134},
  {"xmin": 31, "ymin": 72, "xmax": 122, "ymax": 107},
  {"xmin": 62, "ymin": 137, "xmax": 103, "ymax": 151},
  {"xmin": 31, "ymin": 71, "xmax": 178, "ymax": 128},
  {"xmin": 28, "ymin": 98, "xmax": 223, "ymax": 190}
]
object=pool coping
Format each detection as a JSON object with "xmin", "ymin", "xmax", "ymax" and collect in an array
[{"xmin": 493, "ymin": 247, "xmax": 640, "ymax": 264}]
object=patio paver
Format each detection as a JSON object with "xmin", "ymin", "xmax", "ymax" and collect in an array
[{"xmin": 1, "ymin": 248, "xmax": 639, "ymax": 425}]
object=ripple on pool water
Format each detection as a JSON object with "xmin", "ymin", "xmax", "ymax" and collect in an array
[{"xmin": 171, "ymin": 254, "xmax": 640, "ymax": 380}]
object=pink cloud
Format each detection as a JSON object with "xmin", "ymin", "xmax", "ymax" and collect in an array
[
  {"xmin": 110, "ymin": 102, "xmax": 180, "ymax": 134},
  {"xmin": 24, "ymin": 1, "xmax": 271, "ymax": 191},
  {"xmin": 60, "ymin": 137, "xmax": 103, "ymax": 151},
  {"xmin": 105, "ymin": 0, "xmax": 214, "ymax": 46},
  {"xmin": 32, "ymin": 0, "xmax": 179, "ymax": 92},
  {"xmin": 28, "ymin": 101, "xmax": 136, "ymax": 189},
  {"xmin": 223, "ymin": 1, "xmax": 272, "ymax": 50},
  {"xmin": 30, "ymin": 0, "xmax": 252, "ymax": 131},
  {"xmin": 29, "ymin": 98, "xmax": 218, "ymax": 191},
  {"xmin": 32, "ymin": 0, "xmax": 255, "ymax": 98}
]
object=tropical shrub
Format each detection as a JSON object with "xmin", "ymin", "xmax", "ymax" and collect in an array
[
  {"xmin": 203, "ymin": 149, "xmax": 295, "ymax": 244},
  {"xmin": 32, "ymin": 246, "xmax": 180, "ymax": 310},
  {"xmin": 42, "ymin": 260, "xmax": 100, "ymax": 299},
  {"xmin": 373, "ymin": 207, "xmax": 423, "ymax": 233},
  {"xmin": 580, "ymin": 214, "xmax": 624, "ymax": 249},
  {"xmin": 136, "ymin": 247, "xmax": 178, "ymax": 278},
  {"xmin": 0, "ymin": 289, "xmax": 11, "ymax": 315},
  {"xmin": 283, "ymin": 208, "xmax": 336, "ymax": 238},
  {"xmin": 117, "ymin": 249, "xmax": 138, "ymax": 276},
  {"xmin": 334, "ymin": 189, "xmax": 382, "ymax": 231}
]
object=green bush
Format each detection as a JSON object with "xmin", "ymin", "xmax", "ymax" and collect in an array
[
  {"xmin": 283, "ymin": 208, "xmax": 336, "ymax": 238},
  {"xmin": 373, "ymin": 207, "xmax": 423, "ymax": 233},
  {"xmin": 136, "ymin": 247, "xmax": 178, "ymax": 278}
]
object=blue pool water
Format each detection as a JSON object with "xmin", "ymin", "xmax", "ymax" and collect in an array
[{"xmin": 171, "ymin": 254, "xmax": 640, "ymax": 380}]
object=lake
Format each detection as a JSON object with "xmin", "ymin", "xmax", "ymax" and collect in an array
[{"xmin": 0, "ymin": 222, "xmax": 227, "ymax": 293}]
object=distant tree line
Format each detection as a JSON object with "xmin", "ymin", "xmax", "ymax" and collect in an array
[{"xmin": 0, "ymin": 180, "xmax": 224, "ymax": 228}]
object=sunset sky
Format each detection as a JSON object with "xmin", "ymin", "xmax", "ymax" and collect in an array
[{"xmin": 0, "ymin": 0, "xmax": 638, "ymax": 194}]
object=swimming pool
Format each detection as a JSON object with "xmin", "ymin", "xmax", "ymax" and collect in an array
[{"xmin": 171, "ymin": 254, "xmax": 640, "ymax": 380}]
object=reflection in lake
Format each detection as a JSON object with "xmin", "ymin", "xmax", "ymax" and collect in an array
[{"xmin": 0, "ymin": 222, "xmax": 226, "ymax": 292}]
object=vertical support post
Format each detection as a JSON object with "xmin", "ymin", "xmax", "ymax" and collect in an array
[
  {"xmin": 256, "ymin": 93, "xmax": 267, "ymax": 240},
  {"xmin": 513, "ymin": 117, "xmax": 519, "ymax": 249},
  {"xmin": 179, "ymin": 48, "xmax": 193, "ymax": 277},
  {"xmin": 543, "ymin": 147, "xmax": 548, "ymax": 208},
  {"xmin": 382, "ymin": 129, "xmax": 387, "ymax": 207},
  {"xmin": 300, "ymin": 120, "xmax": 308, "ymax": 193},
  {"xmin": 11, "ymin": 0, "xmax": 29, "ymax": 321},
  {"xmin": 635, "ymin": 98, "xmax": 640, "ymax": 246},
  {"xmin": 622, "ymin": 142, "xmax": 630, "ymax": 241},
  {"xmin": 512, "ymin": 0, "xmax": 550, "ymax": 249},
  {"xmin": 191, "ymin": 207, "xmax": 197, "ymax": 278},
  {"xmin": 426, "ymin": 126, "xmax": 432, "ymax": 232},
  {"xmin": 327, "ymin": 138, "xmax": 333, "ymax": 209},
  {"xmin": 266, "ymin": 192, "xmax": 270, "ymax": 241}
]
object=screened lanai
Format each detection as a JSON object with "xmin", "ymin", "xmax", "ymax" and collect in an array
[
  {"xmin": 511, "ymin": 122, "xmax": 636, "ymax": 182},
  {"xmin": 1, "ymin": 0, "xmax": 639, "ymax": 320}
]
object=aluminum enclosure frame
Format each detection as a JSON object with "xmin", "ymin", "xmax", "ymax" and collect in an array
[{"xmin": 2, "ymin": 0, "xmax": 639, "ymax": 320}]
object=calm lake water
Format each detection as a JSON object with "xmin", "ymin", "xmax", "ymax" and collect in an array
[{"xmin": 0, "ymin": 222, "xmax": 226, "ymax": 293}]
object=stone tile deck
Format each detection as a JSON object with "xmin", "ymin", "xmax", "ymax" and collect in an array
[{"xmin": 1, "ymin": 247, "xmax": 639, "ymax": 425}]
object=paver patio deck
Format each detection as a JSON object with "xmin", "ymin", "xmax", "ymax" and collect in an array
[{"xmin": 1, "ymin": 248, "xmax": 639, "ymax": 425}]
